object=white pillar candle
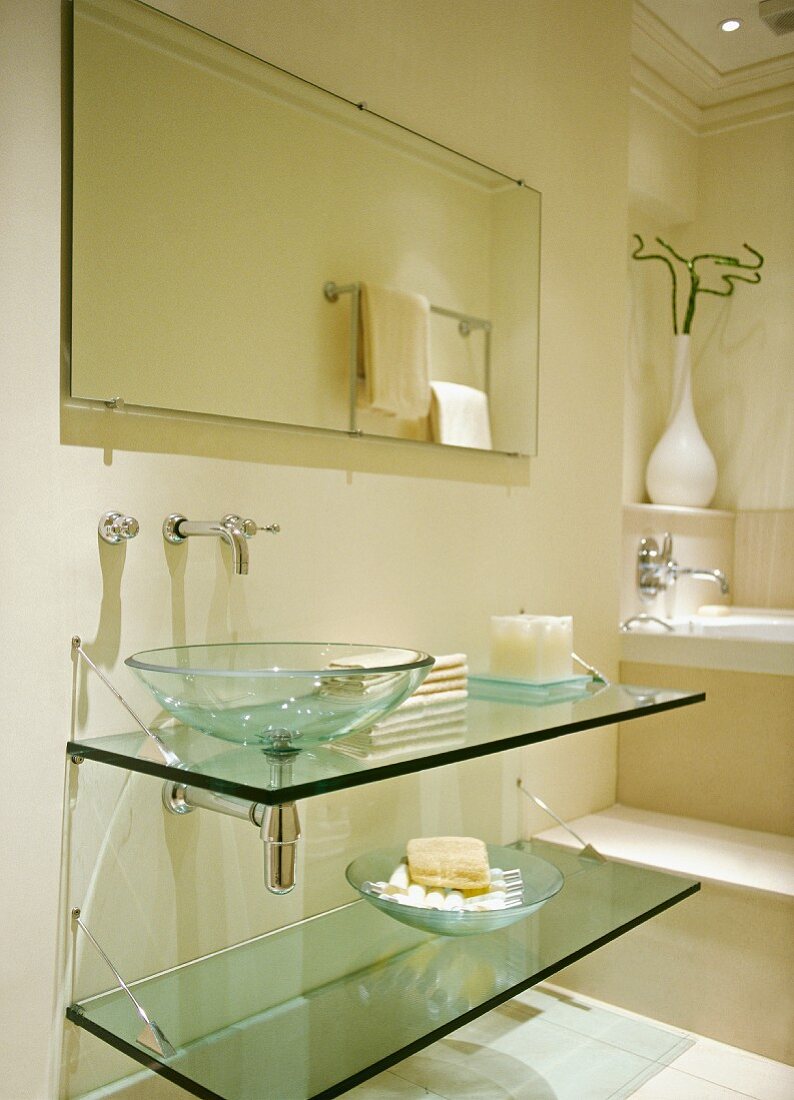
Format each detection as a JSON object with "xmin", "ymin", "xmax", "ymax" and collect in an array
[
  {"xmin": 538, "ymin": 616, "xmax": 573, "ymax": 680},
  {"xmin": 490, "ymin": 615, "xmax": 573, "ymax": 681}
]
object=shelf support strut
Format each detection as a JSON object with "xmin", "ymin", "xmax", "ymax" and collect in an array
[
  {"xmin": 71, "ymin": 908, "xmax": 177, "ymax": 1059},
  {"xmin": 71, "ymin": 636, "xmax": 182, "ymax": 768}
]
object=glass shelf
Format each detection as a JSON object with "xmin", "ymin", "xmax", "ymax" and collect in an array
[
  {"xmin": 66, "ymin": 683, "xmax": 704, "ymax": 805},
  {"xmin": 67, "ymin": 841, "xmax": 699, "ymax": 1100}
]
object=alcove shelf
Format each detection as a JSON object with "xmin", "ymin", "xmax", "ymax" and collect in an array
[{"xmin": 66, "ymin": 683, "xmax": 704, "ymax": 1099}]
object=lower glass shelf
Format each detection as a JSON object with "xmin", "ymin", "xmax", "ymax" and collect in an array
[{"xmin": 67, "ymin": 841, "xmax": 699, "ymax": 1100}]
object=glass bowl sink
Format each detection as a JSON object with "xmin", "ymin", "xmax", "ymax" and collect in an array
[
  {"xmin": 346, "ymin": 844, "xmax": 564, "ymax": 937},
  {"xmin": 125, "ymin": 642, "xmax": 433, "ymax": 750}
]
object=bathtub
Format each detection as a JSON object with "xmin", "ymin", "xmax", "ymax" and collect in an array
[{"xmin": 620, "ymin": 608, "xmax": 794, "ymax": 675}]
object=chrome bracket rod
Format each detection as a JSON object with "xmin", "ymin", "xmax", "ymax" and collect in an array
[
  {"xmin": 162, "ymin": 781, "xmax": 301, "ymax": 895},
  {"xmin": 71, "ymin": 636, "xmax": 182, "ymax": 768},
  {"xmin": 71, "ymin": 908, "xmax": 176, "ymax": 1059},
  {"xmin": 517, "ymin": 780, "xmax": 604, "ymax": 862},
  {"xmin": 571, "ymin": 650, "xmax": 610, "ymax": 686}
]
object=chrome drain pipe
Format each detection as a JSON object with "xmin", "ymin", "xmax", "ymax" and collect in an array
[{"xmin": 162, "ymin": 781, "xmax": 301, "ymax": 894}]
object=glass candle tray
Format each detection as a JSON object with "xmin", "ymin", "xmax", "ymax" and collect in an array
[
  {"xmin": 66, "ymin": 683, "xmax": 704, "ymax": 806},
  {"xmin": 67, "ymin": 841, "xmax": 699, "ymax": 1100}
]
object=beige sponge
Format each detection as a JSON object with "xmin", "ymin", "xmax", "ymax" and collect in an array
[{"xmin": 406, "ymin": 836, "xmax": 490, "ymax": 890}]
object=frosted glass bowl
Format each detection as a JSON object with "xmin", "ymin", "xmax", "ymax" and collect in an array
[
  {"xmin": 126, "ymin": 642, "xmax": 433, "ymax": 750},
  {"xmin": 346, "ymin": 844, "xmax": 564, "ymax": 937}
]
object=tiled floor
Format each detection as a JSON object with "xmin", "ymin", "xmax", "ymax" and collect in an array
[
  {"xmin": 348, "ymin": 984, "xmax": 794, "ymax": 1100},
  {"xmin": 78, "ymin": 984, "xmax": 794, "ymax": 1099}
]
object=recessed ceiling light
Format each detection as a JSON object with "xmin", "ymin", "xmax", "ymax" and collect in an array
[{"xmin": 719, "ymin": 17, "xmax": 742, "ymax": 31}]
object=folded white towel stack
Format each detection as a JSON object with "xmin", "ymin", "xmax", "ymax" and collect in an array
[
  {"xmin": 372, "ymin": 653, "xmax": 468, "ymax": 726},
  {"xmin": 333, "ymin": 654, "xmax": 468, "ymax": 761},
  {"xmin": 359, "ymin": 283, "xmax": 431, "ymax": 420},
  {"xmin": 429, "ymin": 381, "xmax": 492, "ymax": 450},
  {"xmin": 333, "ymin": 722, "xmax": 466, "ymax": 762}
]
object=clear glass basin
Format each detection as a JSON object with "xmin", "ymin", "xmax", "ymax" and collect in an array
[{"xmin": 126, "ymin": 643, "xmax": 434, "ymax": 751}]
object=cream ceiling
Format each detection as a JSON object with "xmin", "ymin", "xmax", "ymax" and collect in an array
[{"xmin": 633, "ymin": 0, "xmax": 794, "ymax": 129}]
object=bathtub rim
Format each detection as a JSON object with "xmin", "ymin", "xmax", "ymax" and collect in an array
[{"xmin": 619, "ymin": 609, "xmax": 794, "ymax": 676}]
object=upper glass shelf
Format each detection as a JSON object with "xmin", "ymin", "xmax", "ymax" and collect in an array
[
  {"xmin": 67, "ymin": 683, "xmax": 704, "ymax": 805},
  {"xmin": 68, "ymin": 840, "xmax": 699, "ymax": 1100}
]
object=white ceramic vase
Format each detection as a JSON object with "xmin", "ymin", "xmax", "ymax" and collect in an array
[{"xmin": 645, "ymin": 334, "xmax": 717, "ymax": 508}]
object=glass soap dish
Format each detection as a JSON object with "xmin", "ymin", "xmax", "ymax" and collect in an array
[{"xmin": 346, "ymin": 843, "xmax": 564, "ymax": 936}]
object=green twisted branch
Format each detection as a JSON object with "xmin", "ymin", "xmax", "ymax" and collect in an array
[{"xmin": 632, "ymin": 234, "xmax": 764, "ymax": 335}]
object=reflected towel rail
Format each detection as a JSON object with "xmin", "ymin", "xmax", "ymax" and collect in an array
[{"xmin": 324, "ymin": 280, "xmax": 492, "ymax": 432}]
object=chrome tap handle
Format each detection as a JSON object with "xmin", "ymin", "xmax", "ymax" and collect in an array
[
  {"xmin": 221, "ymin": 516, "xmax": 280, "ymax": 538},
  {"xmin": 98, "ymin": 511, "xmax": 140, "ymax": 544},
  {"xmin": 661, "ymin": 531, "xmax": 674, "ymax": 565},
  {"xmin": 637, "ymin": 536, "xmax": 663, "ymax": 602}
]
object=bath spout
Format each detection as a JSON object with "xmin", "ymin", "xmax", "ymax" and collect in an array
[{"xmin": 671, "ymin": 566, "xmax": 730, "ymax": 595}]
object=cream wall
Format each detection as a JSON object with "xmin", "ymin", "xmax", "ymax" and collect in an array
[
  {"xmin": 0, "ymin": 1, "xmax": 632, "ymax": 1097},
  {"xmin": 682, "ymin": 117, "xmax": 794, "ymax": 512},
  {"xmin": 624, "ymin": 94, "xmax": 698, "ymax": 503},
  {"xmin": 626, "ymin": 103, "xmax": 794, "ymax": 511}
]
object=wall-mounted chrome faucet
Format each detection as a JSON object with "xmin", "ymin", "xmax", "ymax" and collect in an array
[
  {"xmin": 163, "ymin": 513, "xmax": 279, "ymax": 575},
  {"xmin": 637, "ymin": 533, "xmax": 730, "ymax": 603}
]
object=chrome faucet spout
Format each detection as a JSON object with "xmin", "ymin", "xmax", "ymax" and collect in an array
[
  {"xmin": 163, "ymin": 512, "xmax": 277, "ymax": 575},
  {"xmin": 671, "ymin": 566, "xmax": 730, "ymax": 595},
  {"xmin": 176, "ymin": 519, "xmax": 248, "ymax": 574}
]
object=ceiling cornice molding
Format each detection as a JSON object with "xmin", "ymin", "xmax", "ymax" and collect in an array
[
  {"xmin": 700, "ymin": 83, "xmax": 794, "ymax": 133},
  {"xmin": 633, "ymin": 1, "xmax": 794, "ymax": 113},
  {"xmin": 632, "ymin": 1, "xmax": 794, "ymax": 132},
  {"xmin": 630, "ymin": 58, "xmax": 701, "ymax": 133}
]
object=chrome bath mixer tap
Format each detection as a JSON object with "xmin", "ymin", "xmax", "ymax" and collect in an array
[{"xmin": 637, "ymin": 532, "xmax": 729, "ymax": 603}]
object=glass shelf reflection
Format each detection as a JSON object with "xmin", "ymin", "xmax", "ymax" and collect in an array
[{"xmin": 68, "ymin": 841, "xmax": 699, "ymax": 1100}]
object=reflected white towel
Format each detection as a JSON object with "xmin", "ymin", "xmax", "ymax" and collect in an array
[
  {"xmin": 395, "ymin": 688, "xmax": 468, "ymax": 711},
  {"xmin": 359, "ymin": 284, "xmax": 431, "ymax": 419},
  {"xmin": 430, "ymin": 381, "xmax": 492, "ymax": 450},
  {"xmin": 334, "ymin": 725, "xmax": 466, "ymax": 761},
  {"xmin": 371, "ymin": 701, "xmax": 467, "ymax": 739}
]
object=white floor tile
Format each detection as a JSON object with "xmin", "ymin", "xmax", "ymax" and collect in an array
[
  {"xmin": 348, "ymin": 1069, "xmax": 438, "ymax": 1098},
  {"xmin": 391, "ymin": 1039, "xmax": 567, "ymax": 1099},
  {"xmin": 671, "ymin": 1038, "xmax": 794, "ymax": 1100},
  {"xmin": 392, "ymin": 1018, "xmax": 662, "ymax": 1100},
  {"xmin": 512, "ymin": 986, "xmax": 693, "ymax": 1062},
  {"xmin": 629, "ymin": 1066, "xmax": 756, "ymax": 1099},
  {"xmin": 75, "ymin": 985, "xmax": 794, "ymax": 1100}
]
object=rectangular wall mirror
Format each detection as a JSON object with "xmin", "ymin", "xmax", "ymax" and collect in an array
[{"xmin": 71, "ymin": 0, "xmax": 541, "ymax": 455}]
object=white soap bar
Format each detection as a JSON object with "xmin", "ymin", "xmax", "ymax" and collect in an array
[{"xmin": 381, "ymin": 859, "xmax": 523, "ymax": 914}]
